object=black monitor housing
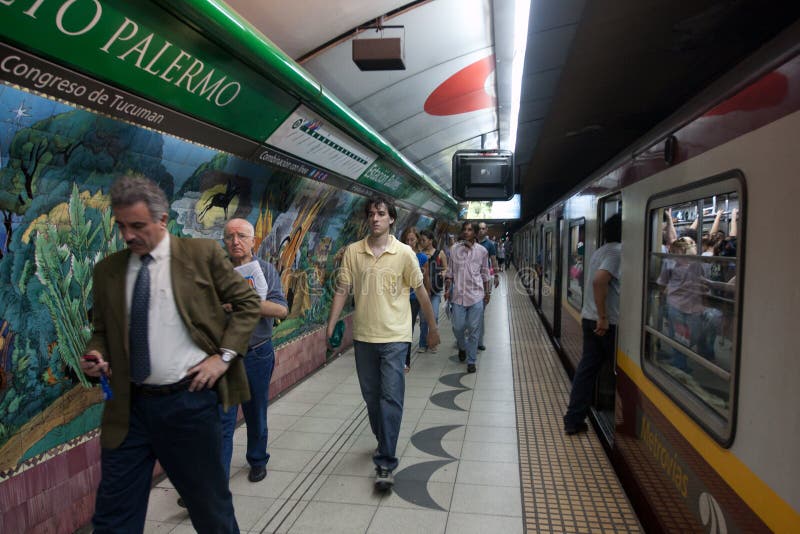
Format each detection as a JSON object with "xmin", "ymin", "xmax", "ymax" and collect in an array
[{"xmin": 452, "ymin": 149, "xmax": 515, "ymax": 201}]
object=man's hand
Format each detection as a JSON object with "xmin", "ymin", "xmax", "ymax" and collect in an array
[
  {"xmin": 81, "ymin": 350, "xmax": 110, "ymax": 378},
  {"xmin": 594, "ymin": 317, "xmax": 610, "ymax": 336},
  {"xmin": 426, "ymin": 328, "xmax": 441, "ymax": 350},
  {"xmin": 326, "ymin": 323, "xmax": 338, "ymax": 350},
  {"xmin": 484, "ymin": 292, "xmax": 491, "ymax": 305},
  {"xmin": 187, "ymin": 355, "xmax": 230, "ymax": 391}
]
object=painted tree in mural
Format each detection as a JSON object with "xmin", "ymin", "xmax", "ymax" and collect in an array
[
  {"xmin": 0, "ymin": 104, "xmax": 173, "ymax": 461},
  {"xmin": 0, "ymin": 113, "xmax": 83, "ymax": 257}
]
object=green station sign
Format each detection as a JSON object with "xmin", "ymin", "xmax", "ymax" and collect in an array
[
  {"xmin": 0, "ymin": 0, "xmax": 297, "ymax": 142},
  {"xmin": 0, "ymin": 0, "xmax": 457, "ymax": 219}
]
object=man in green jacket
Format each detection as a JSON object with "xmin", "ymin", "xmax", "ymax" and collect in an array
[{"xmin": 81, "ymin": 175, "xmax": 260, "ymax": 534}]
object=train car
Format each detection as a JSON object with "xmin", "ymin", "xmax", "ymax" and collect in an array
[{"xmin": 513, "ymin": 26, "xmax": 800, "ymax": 534}]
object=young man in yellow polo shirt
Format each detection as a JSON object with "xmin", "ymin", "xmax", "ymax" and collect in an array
[{"xmin": 326, "ymin": 195, "xmax": 440, "ymax": 491}]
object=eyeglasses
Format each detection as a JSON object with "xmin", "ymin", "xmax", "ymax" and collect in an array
[{"xmin": 223, "ymin": 233, "xmax": 253, "ymax": 242}]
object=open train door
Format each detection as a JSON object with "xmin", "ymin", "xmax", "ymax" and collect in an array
[{"xmin": 593, "ymin": 194, "xmax": 622, "ymax": 442}]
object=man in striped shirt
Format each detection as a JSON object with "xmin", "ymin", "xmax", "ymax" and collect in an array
[{"xmin": 445, "ymin": 221, "xmax": 491, "ymax": 373}]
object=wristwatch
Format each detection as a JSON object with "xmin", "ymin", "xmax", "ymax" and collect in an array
[{"xmin": 219, "ymin": 348, "xmax": 237, "ymax": 364}]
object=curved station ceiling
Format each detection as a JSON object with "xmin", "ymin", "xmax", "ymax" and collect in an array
[{"xmin": 226, "ymin": 0, "xmax": 800, "ymax": 221}]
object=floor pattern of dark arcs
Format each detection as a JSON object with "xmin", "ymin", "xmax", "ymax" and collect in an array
[{"xmin": 393, "ymin": 372, "xmax": 472, "ymax": 509}]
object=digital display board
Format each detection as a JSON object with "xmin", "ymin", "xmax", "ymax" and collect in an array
[{"xmin": 459, "ymin": 194, "xmax": 521, "ymax": 220}]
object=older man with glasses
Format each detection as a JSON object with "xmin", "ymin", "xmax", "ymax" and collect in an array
[{"xmin": 220, "ymin": 218, "xmax": 288, "ymax": 483}]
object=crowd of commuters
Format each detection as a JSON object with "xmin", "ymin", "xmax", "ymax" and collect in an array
[
  {"xmin": 79, "ymin": 175, "xmax": 521, "ymax": 531},
  {"xmin": 86, "ymin": 175, "xmax": 714, "ymax": 532}
]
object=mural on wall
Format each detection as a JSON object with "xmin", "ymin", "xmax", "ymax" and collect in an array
[{"xmin": 0, "ymin": 83, "xmax": 428, "ymax": 474}]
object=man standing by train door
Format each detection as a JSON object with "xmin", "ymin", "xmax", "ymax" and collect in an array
[
  {"xmin": 326, "ymin": 195, "xmax": 440, "ymax": 491},
  {"xmin": 564, "ymin": 213, "xmax": 622, "ymax": 435}
]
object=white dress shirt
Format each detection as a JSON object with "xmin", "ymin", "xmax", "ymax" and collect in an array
[{"xmin": 125, "ymin": 234, "xmax": 206, "ymax": 384}]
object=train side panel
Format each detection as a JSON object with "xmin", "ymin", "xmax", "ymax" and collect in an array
[{"xmin": 616, "ymin": 109, "xmax": 800, "ymax": 532}]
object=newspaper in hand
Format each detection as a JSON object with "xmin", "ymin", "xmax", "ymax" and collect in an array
[{"xmin": 234, "ymin": 260, "xmax": 268, "ymax": 299}]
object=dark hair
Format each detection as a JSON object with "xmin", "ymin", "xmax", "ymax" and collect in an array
[
  {"xmin": 603, "ymin": 213, "xmax": 622, "ymax": 243},
  {"xmin": 419, "ymin": 229, "xmax": 435, "ymax": 241},
  {"xmin": 679, "ymin": 228, "xmax": 697, "ymax": 242},
  {"xmin": 461, "ymin": 221, "xmax": 477, "ymax": 233},
  {"xmin": 364, "ymin": 195, "xmax": 397, "ymax": 226},
  {"xmin": 110, "ymin": 175, "xmax": 168, "ymax": 222},
  {"xmin": 400, "ymin": 226, "xmax": 419, "ymax": 245}
]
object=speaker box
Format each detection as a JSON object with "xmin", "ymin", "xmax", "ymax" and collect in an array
[{"xmin": 352, "ymin": 38, "xmax": 405, "ymax": 71}]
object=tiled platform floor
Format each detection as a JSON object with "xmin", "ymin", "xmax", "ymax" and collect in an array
[{"xmin": 142, "ymin": 269, "xmax": 641, "ymax": 533}]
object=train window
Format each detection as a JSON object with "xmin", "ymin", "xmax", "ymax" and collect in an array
[
  {"xmin": 544, "ymin": 229, "xmax": 553, "ymax": 285},
  {"xmin": 643, "ymin": 175, "xmax": 743, "ymax": 444},
  {"xmin": 599, "ymin": 194, "xmax": 622, "ymax": 246},
  {"xmin": 567, "ymin": 219, "xmax": 585, "ymax": 310}
]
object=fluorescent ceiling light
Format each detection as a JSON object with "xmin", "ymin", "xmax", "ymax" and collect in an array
[{"xmin": 508, "ymin": 0, "xmax": 531, "ymax": 153}]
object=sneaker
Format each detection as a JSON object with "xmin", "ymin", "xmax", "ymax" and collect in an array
[
  {"xmin": 418, "ymin": 347, "xmax": 427, "ymax": 353},
  {"xmin": 458, "ymin": 350, "xmax": 466, "ymax": 362},
  {"xmin": 429, "ymin": 346, "xmax": 438, "ymax": 353},
  {"xmin": 467, "ymin": 363, "xmax": 476, "ymax": 373},
  {"xmin": 478, "ymin": 345, "xmax": 486, "ymax": 351},
  {"xmin": 564, "ymin": 421, "xmax": 589, "ymax": 435},
  {"xmin": 374, "ymin": 467, "xmax": 394, "ymax": 491}
]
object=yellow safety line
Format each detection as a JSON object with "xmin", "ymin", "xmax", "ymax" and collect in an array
[{"xmin": 617, "ymin": 351, "xmax": 799, "ymax": 533}]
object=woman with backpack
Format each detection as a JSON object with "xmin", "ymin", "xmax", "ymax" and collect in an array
[{"xmin": 418, "ymin": 229, "xmax": 448, "ymax": 353}]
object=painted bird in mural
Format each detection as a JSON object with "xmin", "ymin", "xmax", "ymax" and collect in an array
[{"xmin": 198, "ymin": 179, "xmax": 239, "ymax": 222}]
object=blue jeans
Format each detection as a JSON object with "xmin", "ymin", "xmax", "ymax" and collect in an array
[
  {"xmin": 94, "ymin": 389, "xmax": 238, "ymax": 534},
  {"xmin": 353, "ymin": 341, "xmax": 407, "ymax": 472},
  {"xmin": 220, "ymin": 340, "xmax": 275, "ymax": 479},
  {"xmin": 451, "ymin": 300, "xmax": 484, "ymax": 364},
  {"xmin": 564, "ymin": 319, "xmax": 616, "ymax": 427},
  {"xmin": 419, "ymin": 292, "xmax": 441, "ymax": 349}
]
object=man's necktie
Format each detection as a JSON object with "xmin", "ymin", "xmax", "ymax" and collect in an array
[{"xmin": 130, "ymin": 254, "xmax": 153, "ymax": 383}]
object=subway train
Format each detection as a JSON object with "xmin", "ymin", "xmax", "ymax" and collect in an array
[{"xmin": 513, "ymin": 33, "xmax": 800, "ymax": 534}]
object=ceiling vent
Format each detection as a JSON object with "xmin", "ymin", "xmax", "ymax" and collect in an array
[{"xmin": 353, "ymin": 37, "xmax": 406, "ymax": 71}]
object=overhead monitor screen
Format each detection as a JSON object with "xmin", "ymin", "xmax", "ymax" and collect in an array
[{"xmin": 459, "ymin": 194, "xmax": 521, "ymax": 220}]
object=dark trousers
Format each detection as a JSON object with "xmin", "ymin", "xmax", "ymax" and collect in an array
[
  {"xmin": 93, "ymin": 388, "xmax": 238, "ymax": 534},
  {"xmin": 220, "ymin": 340, "xmax": 275, "ymax": 478},
  {"xmin": 564, "ymin": 319, "xmax": 617, "ymax": 426}
]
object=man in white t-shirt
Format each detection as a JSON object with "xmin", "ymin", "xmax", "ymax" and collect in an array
[{"xmin": 563, "ymin": 213, "xmax": 622, "ymax": 435}]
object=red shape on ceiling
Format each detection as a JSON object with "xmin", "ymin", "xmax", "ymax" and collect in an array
[
  {"xmin": 704, "ymin": 71, "xmax": 788, "ymax": 116},
  {"xmin": 425, "ymin": 55, "xmax": 496, "ymax": 116}
]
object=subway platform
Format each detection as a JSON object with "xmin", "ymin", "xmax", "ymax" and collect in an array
[{"xmin": 140, "ymin": 270, "xmax": 642, "ymax": 533}]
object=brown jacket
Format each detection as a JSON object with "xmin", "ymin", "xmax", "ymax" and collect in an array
[{"xmin": 85, "ymin": 236, "xmax": 261, "ymax": 449}]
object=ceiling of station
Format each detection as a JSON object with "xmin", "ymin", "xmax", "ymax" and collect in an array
[{"xmin": 225, "ymin": 0, "xmax": 800, "ymax": 222}]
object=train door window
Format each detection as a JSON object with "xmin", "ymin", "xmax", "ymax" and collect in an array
[
  {"xmin": 544, "ymin": 229, "xmax": 553, "ymax": 285},
  {"xmin": 567, "ymin": 219, "xmax": 586, "ymax": 310},
  {"xmin": 599, "ymin": 194, "xmax": 622, "ymax": 246},
  {"xmin": 642, "ymin": 173, "xmax": 743, "ymax": 444}
]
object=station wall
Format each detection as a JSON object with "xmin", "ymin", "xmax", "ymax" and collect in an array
[{"xmin": 0, "ymin": 83, "xmax": 441, "ymax": 531}]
